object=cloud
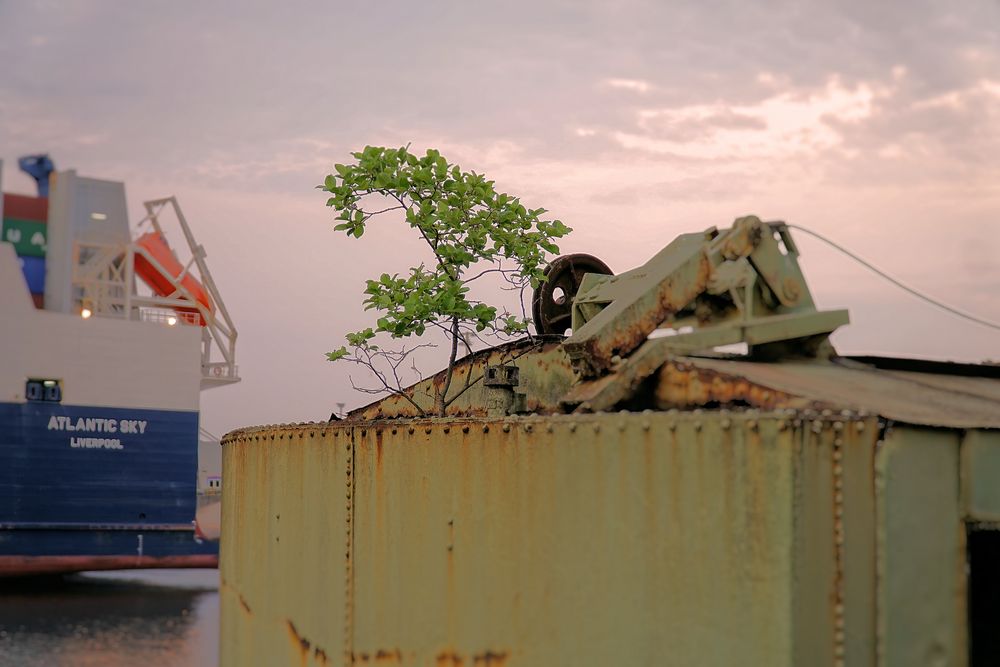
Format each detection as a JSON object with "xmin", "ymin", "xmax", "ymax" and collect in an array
[
  {"xmin": 603, "ymin": 78, "xmax": 653, "ymax": 94},
  {"xmin": 612, "ymin": 76, "xmax": 879, "ymax": 160}
]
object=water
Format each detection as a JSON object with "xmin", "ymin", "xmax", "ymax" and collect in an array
[{"xmin": 0, "ymin": 569, "xmax": 219, "ymax": 667}]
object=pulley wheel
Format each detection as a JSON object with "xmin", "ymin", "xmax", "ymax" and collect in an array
[{"xmin": 532, "ymin": 253, "xmax": 613, "ymax": 336}]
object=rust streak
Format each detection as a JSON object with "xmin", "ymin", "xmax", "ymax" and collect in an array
[
  {"xmin": 373, "ymin": 648, "xmax": 403, "ymax": 663},
  {"xmin": 436, "ymin": 651, "xmax": 465, "ymax": 667},
  {"xmin": 286, "ymin": 620, "xmax": 311, "ymax": 666},
  {"xmin": 472, "ymin": 650, "xmax": 509, "ymax": 665}
]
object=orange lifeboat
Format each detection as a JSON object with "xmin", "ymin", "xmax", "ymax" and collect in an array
[{"xmin": 134, "ymin": 232, "xmax": 214, "ymax": 325}]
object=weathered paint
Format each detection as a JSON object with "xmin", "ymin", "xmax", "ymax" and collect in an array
[
  {"xmin": 875, "ymin": 426, "xmax": 965, "ymax": 667},
  {"xmin": 222, "ymin": 413, "xmax": 892, "ymax": 667},
  {"xmin": 961, "ymin": 430, "xmax": 1000, "ymax": 521},
  {"xmin": 220, "ymin": 427, "xmax": 348, "ymax": 666}
]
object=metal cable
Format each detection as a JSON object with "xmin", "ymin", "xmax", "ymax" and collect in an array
[{"xmin": 787, "ymin": 224, "xmax": 1000, "ymax": 332}]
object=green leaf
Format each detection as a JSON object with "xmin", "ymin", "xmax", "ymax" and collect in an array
[{"xmin": 326, "ymin": 346, "xmax": 348, "ymax": 361}]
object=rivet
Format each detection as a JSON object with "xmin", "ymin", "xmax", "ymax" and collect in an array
[
  {"xmin": 425, "ymin": 427, "xmax": 432, "ymax": 434},
  {"xmin": 832, "ymin": 449, "xmax": 843, "ymax": 462},
  {"xmin": 747, "ymin": 420, "xmax": 757, "ymax": 431},
  {"xmin": 483, "ymin": 425, "xmax": 490, "ymax": 433},
  {"xmin": 833, "ymin": 421, "xmax": 844, "ymax": 432},
  {"xmin": 668, "ymin": 422, "xmax": 677, "ymax": 432},
  {"xmin": 778, "ymin": 421, "xmax": 788, "ymax": 431},
  {"xmin": 618, "ymin": 422, "xmax": 626, "ymax": 432},
  {"xmin": 642, "ymin": 421, "xmax": 650, "ymax": 431},
  {"xmin": 408, "ymin": 426, "xmax": 415, "ymax": 434},
  {"xmin": 812, "ymin": 421, "xmax": 823, "ymax": 433},
  {"xmin": 694, "ymin": 422, "xmax": 702, "ymax": 432},
  {"xmin": 569, "ymin": 424, "xmax": 577, "ymax": 433},
  {"xmin": 834, "ymin": 492, "xmax": 844, "ymax": 504},
  {"xmin": 503, "ymin": 424, "xmax": 511, "ymax": 433},
  {"xmin": 331, "ymin": 430, "xmax": 336, "ymax": 437},
  {"xmin": 462, "ymin": 425, "xmax": 470, "ymax": 434},
  {"xmin": 547, "ymin": 424, "xmax": 554, "ymax": 433},
  {"xmin": 392, "ymin": 428, "xmax": 398, "ymax": 434},
  {"xmin": 855, "ymin": 421, "xmax": 866, "ymax": 432},
  {"xmin": 360, "ymin": 429, "xmax": 366, "ymax": 437},
  {"xmin": 593, "ymin": 423, "xmax": 601, "ymax": 433},
  {"xmin": 524, "ymin": 424, "xmax": 533, "ymax": 433},
  {"xmin": 721, "ymin": 418, "xmax": 731, "ymax": 430},
  {"xmin": 833, "ymin": 464, "xmax": 843, "ymax": 476}
]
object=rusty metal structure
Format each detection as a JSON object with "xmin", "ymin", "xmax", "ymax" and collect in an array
[{"xmin": 220, "ymin": 216, "xmax": 1000, "ymax": 666}]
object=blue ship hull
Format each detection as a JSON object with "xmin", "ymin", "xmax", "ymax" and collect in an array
[{"xmin": 0, "ymin": 401, "xmax": 218, "ymax": 575}]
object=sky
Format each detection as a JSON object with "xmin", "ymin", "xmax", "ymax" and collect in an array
[{"xmin": 1, "ymin": 0, "xmax": 998, "ymax": 436}]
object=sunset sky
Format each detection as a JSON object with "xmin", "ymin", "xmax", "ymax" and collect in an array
[{"xmin": 1, "ymin": 1, "xmax": 998, "ymax": 435}]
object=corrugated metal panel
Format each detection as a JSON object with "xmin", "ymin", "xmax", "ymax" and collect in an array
[
  {"xmin": 220, "ymin": 427, "xmax": 349, "ymax": 667},
  {"xmin": 961, "ymin": 430, "xmax": 1000, "ymax": 521},
  {"xmin": 875, "ymin": 426, "xmax": 966, "ymax": 666},
  {"xmin": 221, "ymin": 413, "xmax": 884, "ymax": 667}
]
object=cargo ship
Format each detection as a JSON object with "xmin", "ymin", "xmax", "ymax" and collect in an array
[{"xmin": 0, "ymin": 155, "xmax": 238, "ymax": 576}]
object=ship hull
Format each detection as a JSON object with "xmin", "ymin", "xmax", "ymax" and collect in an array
[{"xmin": 0, "ymin": 401, "xmax": 218, "ymax": 576}]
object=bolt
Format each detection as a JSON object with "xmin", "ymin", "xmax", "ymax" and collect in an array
[{"xmin": 503, "ymin": 424, "xmax": 511, "ymax": 433}]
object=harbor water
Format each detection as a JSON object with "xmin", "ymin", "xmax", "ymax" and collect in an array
[{"xmin": 0, "ymin": 569, "xmax": 218, "ymax": 666}]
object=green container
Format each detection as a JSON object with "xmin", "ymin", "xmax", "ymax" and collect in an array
[{"xmin": 1, "ymin": 217, "xmax": 47, "ymax": 257}]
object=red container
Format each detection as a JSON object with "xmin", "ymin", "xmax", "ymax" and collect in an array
[{"xmin": 2, "ymin": 193, "xmax": 48, "ymax": 222}]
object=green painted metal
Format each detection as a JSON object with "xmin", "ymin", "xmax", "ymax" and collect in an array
[
  {"xmin": 1, "ymin": 217, "xmax": 47, "ymax": 256},
  {"xmin": 223, "ymin": 413, "xmax": 890, "ymax": 667},
  {"xmin": 219, "ymin": 217, "xmax": 1000, "ymax": 666},
  {"xmin": 961, "ymin": 430, "xmax": 1000, "ymax": 522},
  {"xmin": 875, "ymin": 426, "xmax": 965, "ymax": 667},
  {"xmin": 562, "ymin": 216, "xmax": 847, "ymax": 378}
]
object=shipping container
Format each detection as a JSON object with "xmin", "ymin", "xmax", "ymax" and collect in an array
[
  {"xmin": 2, "ymin": 192, "xmax": 48, "ymax": 222},
  {"xmin": 2, "ymin": 217, "xmax": 47, "ymax": 257}
]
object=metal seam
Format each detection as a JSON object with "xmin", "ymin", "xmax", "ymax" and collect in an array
[
  {"xmin": 832, "ymin": 424, "xmax": 846, "ymax": 667},
  {"xmin": 344, "ymin": 428, "xmax": 355, "ymax": 665}
]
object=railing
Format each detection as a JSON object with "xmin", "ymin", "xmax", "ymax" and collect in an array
[
  {"xmin": 204, "ymin": 362, "xmax": 240, "ymax": 381},
  {"xmin": 140, "ymin": 308, "xmax": 201, "ymax": 326}
]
